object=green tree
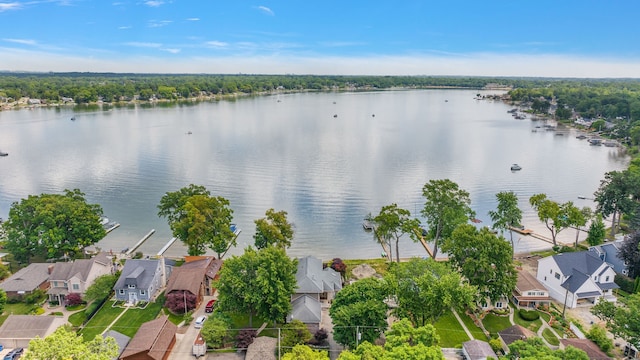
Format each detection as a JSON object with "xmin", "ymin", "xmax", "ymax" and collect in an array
[
  {"xmin": 158, "ymin": 185, "xmax": 235, "ymax": 257},
  {"xmin": 83, "ymin": 274, "xmax": 118, "ymax": 304},
  {"xmin": 586, "ymin": 214, "xmax": 606, "ymax": 246},
  {"xmin": 594, "ymin": 170, "xmax": 639, "ymax": 236},
  {"xmin": 24, "ymin": 326, "xmax": 118, "ymax": 360},
  {"xmin": 280, "ymin": 319, "xmax": 312, "ymax": 354},
  {"xmin": 215, "ymin": 246, "xmax": 297, "ymax": 326},
  {"xmin": 282, "ymin": 344, "xmax": 329, "ymax": 360},
  {"xmin": 200, "ymin": 315, "xmax": 231, "ymax": 348},
  {"xmin": 385, "ymin": 258, "xmax": 476, "ymax": 326},
  {"xmin": 529, "ymin": 193, "xmax": 584, "ymax": 246},
  {"xmin": 373, "ymin": 204, "xmax": 421, "ymax": 263},
  {"xmin": 384, "ymin": 318, "xmax": 439, "ymax": 348},
  {"xmin": 0, "ymin": 289, "xmax": 6, "ymax": 314},
  {"xmin": 444, "ymin": 224, "xmax": 517, "ymax": 303},
  {"xmin": 421, "ymin": 179, "xmax": 475, "ymax": 259},
  {"xmin": 253, "ymin": 208, "xmax": 294, "ymax": 249},
  {"xmin": 586, "ymin": 324, "xmax": 613, "ymax": 353},
  {"xmin": 488, "ymin": 191, "xmax": 522, "ymax": 257},
  {"xmin": 329, "ymin": 278, "xmax": 388, "ymax": 349},
  {"xmin": 573, "ymin": 207, "xmax": 592, "ymax": 247},
  {"xmin": 555, "ymin": 106, "xmax": 572, "ymax": 120},
  {"xmin": 592, "ymin": 293, "xmax": 640, "ymax": 346},
  {"xmin": 618, "ymin": 232, "xmax": 640, "ymax": 278},
  {"xmin": 505, "ymin": 337, "xmax": 588, "ymax": 360},
  {"xmin": 3, "ymin": 189, "xmax": 106, "ymax": 263}
]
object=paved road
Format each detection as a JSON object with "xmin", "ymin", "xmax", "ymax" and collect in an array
[{"xmin": 169, "ymin": 295, "xmax": 215, "ymax": 360}]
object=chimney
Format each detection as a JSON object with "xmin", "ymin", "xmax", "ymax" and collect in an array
[{"xmin": 48, "ymin": 265, "xmax": 54, "ymax": 274}]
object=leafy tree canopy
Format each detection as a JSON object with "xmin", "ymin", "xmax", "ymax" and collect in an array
[
  {"xmin": 3, "ymin": 189, "xmax": 105, "ymax": 263},
  {"xmin": 253, "ymin": 208, "xmax": 294, "ymax": 249},
  {"xmin": 488, "ymin": 190, "xmax": 522, "ymax": 255},
  {"xmin": 592, "ymin": 293, "xmax": 640, "ymax": 346},
  {"xmin": 24, "ymin": 326, "xmax": 118, "ymax": 360},
  {"xmin": 373, "ymin": 203, "xmax": 421, "ymax": 263},
  {"xmin": 83, "ymin": 273, "xmax": 118, "ymax": 304},
  {"xmin": 529, "ymin": 193, "xmax": 586, "ymax": 246}
]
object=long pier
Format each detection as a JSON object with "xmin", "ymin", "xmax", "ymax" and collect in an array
[
  {"xmin": 126, "ymin": 229, "xmax": 155, "ymax": 256},
  {"xmin": 157, "ymin": 237, "xmax": 177, "ymax": 256}
]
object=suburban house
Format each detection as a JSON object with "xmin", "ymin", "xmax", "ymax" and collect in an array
[
  {"xmin": 498, "ymin": 324, "xmax": 536, "ymax": 352},
  {"xmin": 288, "ymin": 256, "xmax": 342, "ymax": 332},
  {"xmin": 559, "ymin": 338, "xmax": 612, "ymax": 360},
  {"xmin": 536, "ymin": 251, "xmax": 618, "ymax": 308},
  {"xmin": 114, "ymin": 258, "xmax": 167, "ymax": 304},
  {"xmin": 164, "ymin": 256, "xmax": 222, "ymax": 309},
  {"xmin": 0, "ymin": 263, "xmax": 51, "ymax": 300},
  {"xmin": 512, "ymin": 270, "xmax": 552, "ymax": 308},
  {"xmin": 589, "ymin": 241, "xmax": 628, "ymax": 276},
  {"xmin": 0, "ymin": 315, "xmax": 66, "ymax": 348},
  {"xmin": 462, "ymin": 340, "xmax": 498, "ymax": 360},
  {"xmin": 120, "ymin": 315, "xmax": 176, "ymax": 360},
  {"xmin": 47, "ymin": 252, "xmax": 113, "ymax": 304}
]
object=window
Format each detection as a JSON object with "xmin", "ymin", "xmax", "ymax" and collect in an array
[
  {"xmin": 140, "ymin": 290, "xmax": 146, "ymax": 295},
  {"xmin": 72, "ymin": 284, "xmax": 79, "ymax": 290},
  {"xmin": 128, "ymin": 284, "xmax": 136, "ymax": 289},
  {"xmin": 482, "ymin": 302, "xmax": 487, "ymax": 308},
  {"xmin": 605, "ymin": 276, "xmax": 610, "ymax": 282},
  {"xmin": 554, "ymin": 272, "xmax": 560, "ymax": 280},
  {"xmin": 119, "ymin": 289, "xmax": 124, "ymax": 295},
  {"xmin": 550, "ymin": 269, "xmax": 553, "ymax": 274},
  {"xmin": 53, "ymin": 281, "xmax": 58, "ymax": 287},
  {"xmin": 537, "ymin": 292, "xmax": 545, "ymax": 296},
  {"xmin": 527, "ymin": 292, "xmax": 534, "ymax": 296},
  {"xmin": 544, "ymin": 276, "xmax": 547, "ymax": 281},
  {"xmin": 496, "ymin": 302, "xmax": 503, "ymax": 308}
]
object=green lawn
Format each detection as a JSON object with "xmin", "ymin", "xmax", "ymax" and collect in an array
[
  {"xmin": 0, "ymin": 302, "xmax": 38, "ymax": 326},
  {"xmin": 456, "ymin": 311, "xmax": 487, "ymax": 341},
  {"xmin": 482, "ymin": 313, "xmax": 513, "ymax": 337},
  {"xmin": 68, "ymin": 310, "xmax": 87, "ymax": 327},
  {"xmin": 542, "ymin": 327, "xmax": 559, "ymax": 346},
  {"xmin": 343, "ymin": 258, "xmax": 390, "ymax": 278},
  {"xmin": 512, "ymin": 310, "xmax": 543, "ymax": 333},
  {"xmin": 79, "ymin": 301, "xmax": 124, "ymax": 341},
  {"xmin": 433, "ymin": 310, "xmax": 470, "ymax": 348},
  {"xmin": 228, "ymin": 312, "xmax": 278, "ymax": 337},
  {"xmin": 111, "ymin": 300, "xmax": 163, "ymax": 337}
]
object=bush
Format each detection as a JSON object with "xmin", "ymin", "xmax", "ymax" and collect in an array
[
  {"xmin": 32, "ymin": 307, "xmax": 45, "ymax": 315},
  {"xmin": 201, "ymin": 316, "xmax": 231, "ymax": 348},
  {"xmin": 236, "ymin": 328, "xmax": 256, "ymax": 349},
  {"xmin": 518, "ymin": 309, "xmax": 540, "ymax": 321},
  {"xmin": 65, "ymin": 293, "xmax": 84, "ymax": 307},
  {"xmin": 615, "ymin": 274, "xmax": 635, "ymax": 294},
  {"xmin": 587, "ymin": 324, "xmax": 613, "ymax": 353},
  {"xmin": 84, "ymin": 299, "xmax": 104, "ymax": 319},
  {"xmin": 24, "ymin": 289, "xmax": 46, "ymax": 305},
  {"xmin": 489, "ymin": 337, "xmax": 503, "ymax": 353},
  {"xmin": 281, "ymin": 320, "xmax": 312, "ymax": 354}
]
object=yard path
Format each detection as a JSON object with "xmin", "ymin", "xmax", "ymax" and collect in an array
[
  {"xmin": 101, "ymin": 306, "xmax": 129, "ymax": 335},
  {"xmin": 451, "ymin": 308, "xmax": 474, "ymax": 340}
]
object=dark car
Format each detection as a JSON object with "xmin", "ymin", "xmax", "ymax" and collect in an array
[
  {"xmin": 205, "ymin": 299, "xmax": 216, "ymax": 313},
  {"xmin": 4, "ymin": 348, "xmax": 22, "ymax": 360}
]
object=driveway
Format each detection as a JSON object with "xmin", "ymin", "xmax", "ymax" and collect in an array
[{"xmin": 168, "ymin": 295, "xmax": 216, "ymax": 360}]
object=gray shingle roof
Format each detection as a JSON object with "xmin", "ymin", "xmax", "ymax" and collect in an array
[
  {"xmin": 103, "ymin": 330, "xmax": 131, "ymax": 360},
  {"xmin": 554, "ymin": 251, "xmax": 605, "ymax": 276},
  {"xmin": 289, "ymin": 295, "xmax": 321, "ymax": 324},
  {"xmin": 295, "ymin": 256, "xmax": 342, "ymax": 294},
  {"xmin": 463, "ymin": 340, "xmax": 498, "ymax": 360},
  {"xmin": 0, "ymin": 315, "xmax": 65, "ymax": 340},
  {"xmin": 561, "ymin": 270, "xmax": 590, "ymax": 293},
  {"xmin": 114, "ymin": 259, "xmax": 160, "ymax": 291},
  {"xmin": 589, "ymin": 242, "xmax": 627, "ymax": 274},
  {"xmin": 49, "ymin": 253, "xmax": 111, "ymax": 282},
  {"xmin": 0, "ymin": 263, "xmax": 51, "ymax": 292}
]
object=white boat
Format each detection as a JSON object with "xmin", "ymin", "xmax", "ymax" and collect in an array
[{"xmin": 510, "ymin": 164, "xmax": 522, "ymax": 171}]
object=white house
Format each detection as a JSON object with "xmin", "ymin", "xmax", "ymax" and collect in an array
[{"xmin": 536, "ymin": 251, "xmax": 618, "ymax": 308}]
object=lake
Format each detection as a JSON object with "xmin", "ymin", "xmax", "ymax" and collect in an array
[{"xmin": 0, "ymin": 90, "xmax": 629, "ymax": 260}]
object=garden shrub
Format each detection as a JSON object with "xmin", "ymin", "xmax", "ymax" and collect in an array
[
  {"xmin": 236, "ymin": 328, "xmax": 257, "ymax": 349},
  {"xmin": 587, "ymin": 325, "xmax": 613, "ymax": 353},
  {"xmin": 615, "ymin": 274, "xmax": 635, "ymax": 294},
  {"xmin": 518, "ymin": 309, "xmax": 540, "ymax": 321}
]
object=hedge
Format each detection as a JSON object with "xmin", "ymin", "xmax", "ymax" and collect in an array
[{"xmin": 519, "ymin": 309, "xmax": 540, "ymax": 321}]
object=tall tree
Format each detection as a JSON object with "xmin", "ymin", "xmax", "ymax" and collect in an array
[
  {"xmin": 215, "ymin": 246, "xmax": 297, "ymax": 326},
  {"xmin": 592, "ymin": 293, "xmax": 640, "ymax": 349},
  {"xmin": 421, "ymin": 179, "xmax": 475, "ymax": 259},
  {"xmin": 529, "ymin": 193, "xmax": 585, "ymax": 246},
  {"xmin": 573, "ymin": 207, "xmax": 592, "ymax": 247},
  {"xmin": 385, "ymin": 258, "xmax": 476, "ymax": 326},
  {"xmin": 329, "ymin": 278, "xmax": 388, "ymax": 349},
  {"xmin": 586, "ymin": 214, "xmax": 606, "ymax": 246},
  {"xmin": 488, "ymin": 191, "xmax": 522, "ymax": 256},
  {"xmin": 443, "ymin": 224, "xmax": 517, "ymax": 303},
  {"xmin": 507, "ymin": 337, "xmax": 588, "ymax": 360},
  {"xmin": 594, "ymin": 170, "xmax": 639, "ymax": 236},
  {"xmin": 373, "ymin": 204, "xmax": 421, "ymax": 263},
  {"xmin": 618, "ymin": 232, "xmax": 640, "ymax": 278},
  {"xmin": 24, "ymin": 327, "xmax": 118, "ymax": 360},
  {"xmin": 253, "ymin": 208, "xmax": 294, "ymax": 249},
  {"xmin": 83, "ymin": 274, "xmax": 118, "ymax": 304},
  {"xmin": 3, "ymin": 189, "xmax": 106, "ymax": 263},
  {"xmin": 158, "ymin": 185, "xmax": 235, "ymax": 257}
]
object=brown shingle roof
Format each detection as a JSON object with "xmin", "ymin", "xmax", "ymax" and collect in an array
[
  {"xmin": 120, "ymin": 315, "xmax": 176, "ymax": 360},
  {"xmin": 560, "ymin": 338, "xmax": 612, "ymax": 360},
  {"xmin": 516, "ymin": 270, "xmax": 546, "ymax": 293},
  {"xmin": 498, "ymin": 325, "xmax": 536, "ymax": 346},
  {"xmin": 165, "ymin": 257, "xmax": 220, "ymax": 295}
]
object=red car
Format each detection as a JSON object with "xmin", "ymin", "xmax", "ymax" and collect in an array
[{"xmin": 205, "ymin": 299, "xmax": 216, "ymax": 313}]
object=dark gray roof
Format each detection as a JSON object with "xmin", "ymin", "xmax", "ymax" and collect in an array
[
  {"xmin": 289, "ymin": 295, "xmax": 321, "ymax": 324},
  {"xmin": 561, "ymin": 271, "xmax": 590, "ymax": 293},
  {"xmin": 576, "ymin": 291, "xmax": 603, "ymax": 298},
  {"xmin": 463, "ymin": 340, "xmax": 498, "ymax": 360},
  {"xmin": 553, "ymin": 251, "xmax": 606, "ymax": 277},
  {"xmin": 114, "ymin": 259, "xmax": 160, "ymax": 290},
  {"xmin": 589, "ymin": 242, "xmax": 627, "ymax": 275},
  {"xmin": 295, "ymin": 256, "xmax": 342, "ymax": 294},
  {"xmin": 597, "ymin": 282, "xmax": 619, "ymax": 290},
  {"xmin": 103, "ymin": 330, "xmax": 131, "ymax": 360},
  {"xmin": 0, "ymin": 263, "xmax": 50, "ymax": 292}
]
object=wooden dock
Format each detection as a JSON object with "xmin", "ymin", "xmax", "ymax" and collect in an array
[
  {"xmin": 126, "ymin": 229, "xmax": 155, "ymax": 256},
  {"xmin": 156, "ymin": 237, "xmax": 177, "ymax": 256},
  {"xmin": 509, "ymin": 226, "xmax": 533, "ymax": 235}
]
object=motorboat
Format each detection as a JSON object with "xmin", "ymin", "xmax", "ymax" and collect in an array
[
  {"xmin": 0, "ymin": 150, "xmax": 7, "ymax": 157},
  {"xmin": 510, "ymin": 164, "xmax": 522, "ymax": 171}
]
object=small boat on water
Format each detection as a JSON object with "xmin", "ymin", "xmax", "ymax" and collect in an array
[
  {"xmin": 0, "ymin": 150, "xmax": 7, "ymax": 157},
  {"xmin": 576, "ymin": 134, "xmax": 587, "ymax": 140},
  {"xmin": 510, "ymin": 164, "xmax": 522, "ymax": 171},
  {"xmin": 588, "ymin": 138, "xmax": 602, "ymax": 146},
  {"xmin": 362, "ymin": 220, "xmax": 375, "ymax": 231}
]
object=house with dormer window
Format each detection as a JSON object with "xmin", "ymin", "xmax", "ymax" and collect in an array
[
  {"xmin": 114, "ymin": 258, "xmax": 168, "ymax": 304},
  {"xmin": 47, "ymin": 252, "xmax": 113, "ymax": 304},
  {"xmin": 536, "ymin": 251, "xmax": 618, "ymax": 308}
]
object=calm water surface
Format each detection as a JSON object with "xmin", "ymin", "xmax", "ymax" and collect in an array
[{"xmin": 0, "ymin": 90, "xmax": 629, "ymax": 259}]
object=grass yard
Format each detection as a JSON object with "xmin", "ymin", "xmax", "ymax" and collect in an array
[
  {"xmin": 162, "ymin": 308, "xmax": 185, "ymax": 325},
  {"xmin": 343, "ymin": 258, "xmax": 390, "ymax": 278},
  {"xmin": 457, "ymin": 311, "xmax": 487, "ymax": 341},
  {"xmin": 68, "ymin": 310, "xmax": 87, "ymax": 327},
  {"xmin": 433, "ymin": 310, "xmax": 470, "ymax": 348},
  {"xmin": 0, "ymin": 302, "xmax": 39, "ymax": 326},
  {"xmin": 80, "ymin": 301, "xmax": 124, "ymax": 341},
  {"xmin": 542, "ymin": 327, "xmax": 559, "ymax": 346},
  {"xmin": 482, "ymin": 313, "xmax": 513, "ymax": 337},
  {"xmin": 111, "ymin": 300, "xmax": 163, "ymax": 337},
  {"xmin": 512, "ymin": 310, "xmax": 543, "ymax": 332}
]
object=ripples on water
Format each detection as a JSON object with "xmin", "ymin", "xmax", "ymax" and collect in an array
[{"xmin": 0, "ymin": 90, "xmax": 629, "ymax": 260}]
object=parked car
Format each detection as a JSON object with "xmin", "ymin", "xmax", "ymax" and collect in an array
[
  {"xmin": 205, "ymin": 299, "xmax": 216, "ymax": 313},
  {"xmin": 4, "ymin": 348, "xmax": 23, "ymax": 360},
  {"xmin": 194, "ymin": 315, "xmax": 207, "ymax": 329}
]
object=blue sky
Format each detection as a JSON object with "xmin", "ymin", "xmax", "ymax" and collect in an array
[{"xmin": 1, "ymin": 0, "xmax": 640, "ymax": 77}]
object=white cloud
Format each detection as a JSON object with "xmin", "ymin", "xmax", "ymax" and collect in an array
[
  {"xmin": 144, "ymin": 0, "xmax": 163, "ymax": 7},
  {"xmin": 118, "ymin": 26, "xmax": 132, "ymax": 30},
  {"xmin": 257, "ymin": 5, "xmax": 274, "ymax": 16},
  {"xmin": 186, "ymin": 17, "xmax": 199, "ymax": 21},
  {"xmin": 160, "ymin": 48, "xmax": 180, "ymax": 54},
  {"xmin": 148, "ymin": 19, "xmax": 172, "ymax": 28},
  {"xmin": 123, "ymin": 42, "xmax": 162, "ymax": 48},
  {"xmin": 0, "ymin": 2, "xmax": 22, "ymax": 12},
  {"xmin": 3, "ymin": 38, "xmax": 37, "ymax": 46},
  {"xmin": 205, "ymin": 41, "xmax": 228, "ymax": 48}
]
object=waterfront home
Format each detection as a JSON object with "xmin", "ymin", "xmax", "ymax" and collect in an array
[
  {"xmin": 589, "ymin": 241, "xmax": 628, "ymax": 276},
  {"xmin": 0, "ymin": 263, "xmax": 51, "ymax": 300},
  {"xmin": 164, "ymin": 256, "xmax": 222, "ymax": 309},
  {"xmin": 113, "ymin": 258, "xmax": 166, "ymax": 304},
  {"xmin": 536, "ymin": 251, "xmax": 618, "ymax": 308},
  {"xmin": 288, "ymin": 256, "xmax": 342, "ymax": 332},
  {"xmin": 512, "ymin": 270, "xmax": 552, "ymax": 308},
  {"xmin": 120, "ymin": 315, "xmax": 176, "ymax": 360},
  {"xmin": 47, "ymin": 252, "xmax": 113, "ymax": 304}
]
